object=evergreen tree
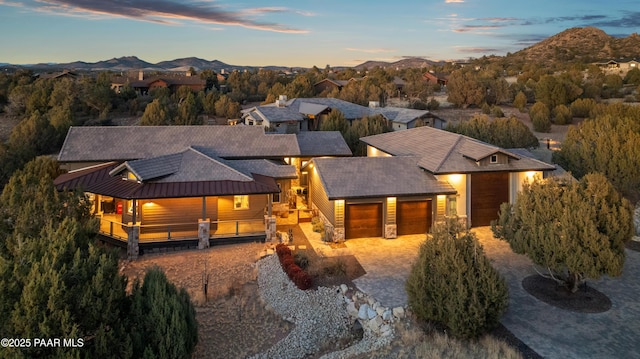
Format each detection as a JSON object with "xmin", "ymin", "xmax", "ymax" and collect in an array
[
  {"xmin": 553, "ymin": 114, "xmax": 640, "ymax": 199},
  {"xmin": 552, "ymin": 104, "xmax": 572, "ymax": 125},
  {"xmin": 129, "ymin": 268, "xmax": 198, "ymax": 359},
  {"xmin": 492, "ymin": 173, "xmax": 632, "ymax": 292},
  {"xmin": 319, "ymin": 109, "xmax": 349, "ymax": 134},
  {"xmin": 140, "ymin": 98, "xmax": 172, "ymax": 125},
  {"xmin": 529, "ymin": 101, "xmax": 551, "ymax": 132},
  {"xmin": 446, "ymin": 69, "xmax": 485, "ymax": 108},
  {"xmin": 513, "ymin": 91, "xmax": 527, "ymax": 112},
  {"xmin": 446, "ymin": 114, "xmax": 539, "ymax": 149},
  {"xmin": 406, "ymin": 218, "xmax": 508, "ymax": 339}
]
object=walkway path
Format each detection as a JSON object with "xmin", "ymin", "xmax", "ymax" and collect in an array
[
  {"xmin": 475, "ymin": 227, "xmax": 640, "ymax": 359},
  {"xmin": 300, "ymin": 223, "xmax": 640, "ymax": 358}
]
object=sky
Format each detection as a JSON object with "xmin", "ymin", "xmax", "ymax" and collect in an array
[{"xmin": 1, "ymin": 0, "xmax": 639, "ymax": 68}]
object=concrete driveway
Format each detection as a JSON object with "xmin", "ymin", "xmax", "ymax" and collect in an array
[
  {"xmin": 474, "ymin": 227, "xmax": 640, "ymax": 359},
  {"xmin": 302, "ymin": 223, "xmax": 640, "ymax": 358}
]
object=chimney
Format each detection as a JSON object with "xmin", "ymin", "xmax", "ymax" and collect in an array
[
  {"xmin": 275, "ymin": 95, "xmax": 287, "ymax": 107},
  {"xmin": 138, "ymin": 70, "xmax": 144, "ymax": 81},
  {"xmin": 369, "ymin": 101, "xmax": 380, "ymax": 108}
]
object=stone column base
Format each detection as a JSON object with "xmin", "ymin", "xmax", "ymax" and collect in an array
[
  {"xmin": 127, "ymin": 224, "xmax": 140, "ymax": 260},
  {"xmin": 333, "ymin": 227, "xmax": 345, "ymax": 242},
  {"xmin": 265, "ymin": 215, "xmax": 277, "ymax": 242},
  {"xmin": 198, "ymin": 219, "xmax": 211, "ymax": 249},
  {"xmin": 385, "ymin": 224, "xmax": 397, "ymax": 239}
]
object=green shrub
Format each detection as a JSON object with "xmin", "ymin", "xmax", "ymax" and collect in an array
[
  {"xmin": 294, "ymin": 252, "xmax": 310, "ymax": 269},
  {"xmin": 513, "ymin": 91, "xmax": 527, "ymax": 112},
  {"xmin": 490, "ymin": 105, "xmax": 504, "ymax": 117},
  {"xmin": 312, "ymin": 219, "xmax": 325, "ymax": 233},
  {"xmin": 569, "ymin": 98, "xmax": 596, "ymax": 118},
  {"xmin": 553, "ymin": 104, "xmax": 572, "ymax": 125},
  {"xmin": 529, "ymin": 102, "xmax": 551, "ymax": 132},
  {"xmin": 406, "ymin": 218, "xmax": 508, "ymax": 339}
]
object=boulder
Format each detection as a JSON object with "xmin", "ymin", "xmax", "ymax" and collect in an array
[
  {"xmin": 358, "ymin": 304, "xmax": 371, "ymax": 320},
  {"xmin": 340, "ymin": 284, "xmax": 348, "ymax": 294},
  {"xmin": 393, "ymin": 307, "xmax": 405, "ymax": 319}
]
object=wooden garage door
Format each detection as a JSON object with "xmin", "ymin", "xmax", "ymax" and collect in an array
[
  {"xmin": 471, "ymin": 172, "xmax": 509, "ymax": 226},
  {"xmin": 397, "ymin": 200, "xmax": 432, "ymax": 235},
  {"xmin": 345, "ymin": 203, "xmax": 383, "ymax": 239}
]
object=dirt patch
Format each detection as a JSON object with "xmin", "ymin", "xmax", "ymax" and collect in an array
[
  {"xmin": 522, "ymin": 274, "xmax": 611, "ymax": 313},
  {"xmin": 120, "ymin": 243, "xmax": 295, "ymax": 359}
]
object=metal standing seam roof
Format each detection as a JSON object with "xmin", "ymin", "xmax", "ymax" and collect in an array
[
  {"xmin": 54, "ymin": 163, "xmax": 280, "ymax": 200},
  {"xmin": 361, "ymin": 126, "xmax": 555, "ymax": 174},
  {"xmin": 57, "ymin": 126, "xmax": 301, "ymax": 162},
  {"xmin": 311, "ymin": 156, "xmax": 456, "ymax": 200}
]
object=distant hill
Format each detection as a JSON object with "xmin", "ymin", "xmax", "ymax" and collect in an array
[
  {"xmin": 510, "ymin": 27, "xmax": 640, "ymax": 63},
  {"xmin": 17, "ymin": 56, "xmax": 290, "ymax": 73},
  {"xmin": 354, "ymin": 57, "xmax": 445, "ymax": 70}
]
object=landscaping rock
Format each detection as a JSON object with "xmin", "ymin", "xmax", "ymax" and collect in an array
[
  {"xmin": 340, "ymin": 284, "xmax": 348, "ymax": 294},
  {"xmin": 392, "ymin": 307, "xmax": 405, "ymax": 319},
  {"xmin": 358, "ymin": 304, "xmax": 370, "ymax": 320}
]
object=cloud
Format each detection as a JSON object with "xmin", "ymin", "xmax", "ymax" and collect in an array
[
  {"xmin": 455, "ymin": 46, "xmax": 502, "ymax": 54},
  {"xmin": 4, "ymin": 0, "xmax": 309, "ymax": 33},
  {"xmin": 453, "ymin": 25, "xmax": 502, "ymax": 33},
  {"xmin": 345, "ymin": 48, "xmax": 396, "ymax": 54},
  {"xmin": 589, "ymin": 11, "xmax": 640, "ymax": 28},
  {"xmin": 445, "ymin": 0, "xmax": 464, "ymax": 3}
]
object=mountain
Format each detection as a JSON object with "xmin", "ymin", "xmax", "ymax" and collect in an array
[
  {"xmin": 510, "ymin": 27, "xmax": 640, "ymax": 63},
  {"xmin": 354, "ymin": 57, "xmax": 445, "ymax": 70},
  {"xmin": 15, "ymin": 56, "xmax": 289, "ymax": 73}
]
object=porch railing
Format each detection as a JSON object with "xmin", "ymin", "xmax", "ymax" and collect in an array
[{"xmin": 97, "ymin": 216, "xmax": 266, "ymax": 242}]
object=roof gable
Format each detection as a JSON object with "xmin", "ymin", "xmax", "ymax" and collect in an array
[{"xmin": 362, "ymin": 126, "xmax": 555, "ymax": 174}]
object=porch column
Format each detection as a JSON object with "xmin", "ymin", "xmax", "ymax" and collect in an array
[
  {"xmin": 132, "ymin": 199, "xmax": 138, "ymax": 224},
  {"xmin": 384, "ymin": 197, "xmax": 397, "ymax": 239},
  {"xmin": 127, "ymin": 223, "xmax": 140, "ymax": 260},
  {"xmin": 264, "ymin": 194, "xmax": 276, "ymax": 242},
  {"xmin": 201, "ymin": 196, "xmax": 207, "ymax": 220},
  {"xmin": 198, "ymin": 219, "xmax": 210, "ymax": 249}
]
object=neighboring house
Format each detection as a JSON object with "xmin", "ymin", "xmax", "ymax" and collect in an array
[
  {"xmin": 422, "ymin": 71, "xmax": 448, "ymax": 86},
  {"xmin": 242, "ymin": 96, "xmax": 444, "ymax": 132},
  {"xmin": 313, "ymin": 79, "xmax": 350, "ymax": 94},
  {"xmin": 112, "ymin": 71, "xmax": 207, "ymax": 95},
  {"xmin": 38, "ymin": 69, "xmax": 78, "ymax": 80},
  {"xmin": 54, "ymin": 126, "xmax": 350, "ymax": 258},
  {"xmin": 308, "ymin": 126, "xmax": 555, "ymax": 241}
]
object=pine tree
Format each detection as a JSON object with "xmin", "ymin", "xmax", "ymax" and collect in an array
[
  {"xmin": 129, "ymin": 267, "xmax": 198, "ymax": 359},
  {"xmin": 492, "ymin": 173, "xmax": 632, "ymax": 292},
  {"xmin": 406, "ymin": 218, "xmax": 508, "ymax": 339}
]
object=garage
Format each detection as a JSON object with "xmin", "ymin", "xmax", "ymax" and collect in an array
[
  {"xmin": 397, "ymin": 200, "xmax": 432, "ymax": 235},
  {"xmin": 471, "ymin": 172, "xmax": 509, "ymax": 226},
  {"xmin": 345, "ymin": 203, "xmax": 383, "ymax": 239}
]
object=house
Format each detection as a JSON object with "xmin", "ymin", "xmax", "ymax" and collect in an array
[
  {"xmin": 54, "ymin": 126, "xmax": 350, "ymax": 258},
  {"xmin": 313, "ymin": 79, "xmax": 350, "ymax": 94},
  {"xmin": 38, "ymin": 69, "xmax": 79, "ymax": 80},
  {"xmin": 112, "ymin": 71, "xmax": 207, "ymax": 95},
  {"xmin": 307, "ymin": 126, "xmax": 555, "ymax": 241},
  {"xmin": 242, "ymin": 96, "xmax": 445, "ymax": 132},
  {"xmin": 422, "ymin": 71, "xmax": 448, "ymax": 86}
]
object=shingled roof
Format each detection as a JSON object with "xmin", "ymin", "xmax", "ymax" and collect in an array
[
  {"xmin": 296, "ymin": 131, "xmax": 352, "ymax": 157},
  {"xmin": 58, "ymin": 126, "xmax": 301, "ymax": 162},
  {"xmin": 311, "ymin": 156, "xmax": 456, "ymax": 200},
  {"xmin": 361, "ymin": 126, "xmax": 555, "ymax": 174}
]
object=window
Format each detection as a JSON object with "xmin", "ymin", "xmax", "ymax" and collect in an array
[
  {"xmin": 234, "ymin": 195, "xmax": 249, "ymax": 210},
  {"xmin": 490, "ymin": 155, "xmax": 498, "ymax": 163}
]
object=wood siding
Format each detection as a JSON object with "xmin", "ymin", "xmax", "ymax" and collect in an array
[
  {"xmin": 471, "ymin": 172, "xmax": 509, "ymax": 226},
  {"xmin": 310, "ymin": 168, "xmax": 335, "ymax": 226},
  {"xmin": 218, "ymin": 195, "xmax": 268, "ymax": 222},
  {"xmin": 139, "ymin": 197, "xmax": 217, "ymax": 232}
]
